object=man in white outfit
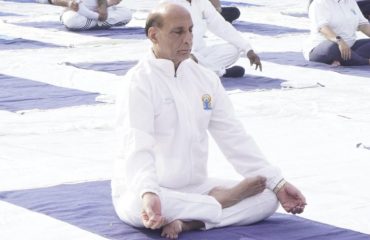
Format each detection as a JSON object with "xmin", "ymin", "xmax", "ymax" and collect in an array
[
  {"xmin": 112, "ymin": 3, "xmax": 306, "ymax": 239},
  {"xmin": 161, "ymin": 0, "xmax": 262, "ymax": 78},
  {"xmin": 45, "ymin": 0, "xmax": 132, "ymax": 30}
]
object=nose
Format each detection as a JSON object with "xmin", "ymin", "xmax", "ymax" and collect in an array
[{"xmin": 184, "ymin": 29, "xmax": 192, "ymax": 46}]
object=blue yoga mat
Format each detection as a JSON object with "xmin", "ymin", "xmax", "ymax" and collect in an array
[
  {"xmin": 260, "ymin": 51, "xmax": 370, "ymax": 78},
  {"xmin": 234, "ymin": 20, "xmax": 309, "ymax": 36},
  {"xmin": 0, "ymin": 36, "xmax": 62, "ymax": 50},
  {"xmin": 14, "ymin": 21, "xmax": 146, "ymax": 39},
  {"xmin": 220, "ymin": 1, "xmax": 261, "ymax": 7},
  {"xmin": 0, "ymin": 180, "xmax": 369, "ymax": 240},
  {"xmin": 66, "ymin": 60, "xmax": 285, "ymax": 91},
  {"xmin": 0, "ymin": 11, "xmax": 23, "ymax": 16},
  {"xmin": 0, "ymin": 74, "xmax": 101, "ymax": 112},
  {"xmin": 3, "ymin": 0, "xmax": 34, "ymax": 2}
]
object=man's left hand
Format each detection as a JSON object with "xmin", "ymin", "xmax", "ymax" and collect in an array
[
  {"xmin": 247, "ymin": 50, "xmax": 262, "ymax": 71},
  {"xmin": 276, "ymin": 182, "xmax": 306, "ymax": 214}
]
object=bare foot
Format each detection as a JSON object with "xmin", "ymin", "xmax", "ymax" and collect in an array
[
  {"xmin": 161, "ymin": 220, "xmax": 204, "ymax": 239},
  {"xmin": 209, "ymin": 176, "xmax": 266, "ymax": 208},
  {"xmin": 330, "ymin": 60, "xmax": 341, "ymax": 67}
]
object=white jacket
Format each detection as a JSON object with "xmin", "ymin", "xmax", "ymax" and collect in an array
[
  {"xmin": 112, "ymin": 52, "xmax": 282, "ymax": 198},
  {"xmin": 162, "ymin": 0, "xmax": 252, "ymax": 54}
]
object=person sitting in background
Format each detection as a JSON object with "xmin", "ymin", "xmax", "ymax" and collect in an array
[
  {"xmin": 209, "ymin": 0, "xmax": 240, "ymax": 23},
  {"xmin": 356, "ymin": 0, "xmax": 370, "ymax": 19},
  {"xmin": 162, "ymin": 0, "xmax": 262, "ymax": 78},
  {"xmin": 112, "ymin": 3, "xmax": 306, "ymax": 239},
  {"xmin": 38, "ymin": 0, "xmax": 132, "ymax": 31},
  {"xmin": 303, "ymin": 0, "xmax": 370, "ymax": 66}
]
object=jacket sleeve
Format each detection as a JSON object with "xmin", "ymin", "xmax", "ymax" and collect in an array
[
  {"xmin": 201, "ymin": 0, "xmax": 252, "ymax": 54},
  {"xmin": 208, "ymin": 78, "xmax": 283, "ymax": 190},
  {"xmin": 115, "ymin": 71, "xmax": 160, "ymax": 198}
]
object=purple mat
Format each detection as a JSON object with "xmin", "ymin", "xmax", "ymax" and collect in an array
[
  {"xmin": 233, "ymin": 20, "xmax": 309, "ymax": 36},
  {"xmin": 3, "ymin": 0, "xmax": 34, "ymax": 2},
  {"xmin": 0, "ymin": 74, "xmax": 100, "ymax": 112},
  {"xmin": 0, "ymin": 11, "xmax": 23, "ymax": 16},
  {"xmin": 0, "ymin": 180, "xmax": 369, "ymax": 240},
  {"xmin": 0, "ymin": 36, "xmax": 62, "ymax": 50},
  {"xmin": 260, "ymin": 51, "xmax": 370, "ymax": 78},
  {"xmin": 14, "ymin": 21, "xmax": 146, "ymax": 39},
  {"xmin": 66, "ymin": 60, "xmax": 285, "ymax": 91},
  {"xmin": 220, "ymin": 1, "xmax": 261, "ymax": 7}
]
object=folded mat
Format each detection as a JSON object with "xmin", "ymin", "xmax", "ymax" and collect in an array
[
  {"xmin": 65, "ymin": 60, "xmax": 285, "ymax": 91},
  {"xmin": 13, "ymin": 21, "xmax": 146, "ymax": 39},
  {"xmin": 0, "ymin": 180, "xmax": 369, "ymax": 240},
  {"xmin": 233, "ymin": 21, "xmax": 309, "ymax": 36},
  {"xmin": 0, "ymin": 74, "xmax": 100, "ymax": 112},
  {"xmin": 0, "ymin": 35, "xmax": 62, "ymax": 50},
  {"xmin": 260, "ymin": 51, "xmax": 370, "ymax": 78}
]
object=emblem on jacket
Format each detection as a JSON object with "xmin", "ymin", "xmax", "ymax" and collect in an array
[{"xmin": 202, "ymin": 94, "xmax": 212, "ymax": 110}]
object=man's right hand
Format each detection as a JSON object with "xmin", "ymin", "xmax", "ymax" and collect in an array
[
  {"xmin": 338, "ymin": 40, "xmax": 351, "ymax": 61},
  {"xmin": 141, "ymin": 192, "xmax": 167, "ymax": 229},
  {"xmin": 68, "ymin": 0, "xmax": 79, "ymax": 11}
]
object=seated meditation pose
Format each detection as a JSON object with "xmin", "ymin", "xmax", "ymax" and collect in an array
[
  {"xmin": 304, "ymin": 0, "xmax": 370, "ymax": 66},
  {"xmin": 40, "ymin": 0, "xmax": 132, "ymax": 30},
  {"xmin": 112, "ymin": 3, "xmax": 306, "ymax": 239}
]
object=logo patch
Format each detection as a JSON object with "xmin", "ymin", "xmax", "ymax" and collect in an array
[{"xmin": 202, "ymin": 94, "xmax": 212, "ymax": 110}]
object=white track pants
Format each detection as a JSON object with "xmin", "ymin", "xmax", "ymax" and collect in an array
[
  {"xmin": 193, "ymin": 44, "xmax": 241, "ymax": 76},
  {"xmin": 112, "ymin": 178, "xmax": 279, "ymax": 230},
  {"xmin": 61, "ymin": 6, "xmax": 132, "ymax": 31}
]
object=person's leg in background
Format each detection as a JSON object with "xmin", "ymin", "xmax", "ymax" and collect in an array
[{"xmin": 209, "ymin": 0, "xmax": 241, "ymax": 23}]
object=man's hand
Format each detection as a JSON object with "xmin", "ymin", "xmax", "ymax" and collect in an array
[
  {"xmin": 68, "ymin": 0, "xmax": 79, "ymax": 11},
  {"xmin": 247, "ymin": 50, "xmax": 262, "ymax": 71},
  {"xmin": 276, "ymin": 182, "xmax": 306, "ymax": 214},
  {"xmin": 141, "ymin": 192, "xmax": 167, "ymax": 229},
  {"xmin": 338, "ymin": 40, "xmax": 351, "ymax": 61},
  {"xmin": 97, "ymin": 0, "xmax": 108, "ymax": 21},
  {"xmin": 107, "ymin": 0, "xmax": 121, "ymax": 7}
]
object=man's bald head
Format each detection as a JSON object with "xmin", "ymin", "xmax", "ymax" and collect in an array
[
  {"xmin": 145, "ymin": 2, "xmax": 193, "ymax": 68},
  {"xmin": 145, "ymin": 3, "xmax": 190, "ymax": 36}
]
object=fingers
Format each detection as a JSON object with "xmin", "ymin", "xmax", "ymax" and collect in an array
[{"xmin": 142, "ymin": 212, "xmax": 167, "ymax": 229}]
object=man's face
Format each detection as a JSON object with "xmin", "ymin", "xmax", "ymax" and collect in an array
[{"xmin": 153, "ymin": 9, "xmax": 193, "ymax": 66}]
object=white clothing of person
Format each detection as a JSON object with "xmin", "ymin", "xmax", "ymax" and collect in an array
[
  {"xmin": 61, "ymin": 0, "xmax": 132, "ymax": 30},
  {"xmin": 161, "ymin": 0, "xmax": 253, "ymax": 76},
  {"xmin": 302, "ymin": 0, "xmax": 368, "ymax": 60},
  {"xmin": 111, "ymin": 50, "xmax": 282, "ymax": 229}
]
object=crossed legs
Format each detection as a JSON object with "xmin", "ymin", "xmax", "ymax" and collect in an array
[{"xmin": 113, "ymin": 176, "xmax": 278, "ymax": 239}]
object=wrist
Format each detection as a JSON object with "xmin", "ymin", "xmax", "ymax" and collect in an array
[
  {"xmin": 273, "ymin": 178, "xmax": 287, "ymax": 194},
  {"xmin": 335, "ymin": 35, "xmax": 342, "ymax": 44}
]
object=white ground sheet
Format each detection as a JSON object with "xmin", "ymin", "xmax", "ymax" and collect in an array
[{"xmin": 1, "ymin": 0, "xmax": 370, "ymax": 239}]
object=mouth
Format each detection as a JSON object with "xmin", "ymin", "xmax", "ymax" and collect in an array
[{"xmin": 178, "ymin": 49, "xmax": 191, "ymax": 54}]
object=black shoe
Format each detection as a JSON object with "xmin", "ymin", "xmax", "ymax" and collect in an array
[
  {"xmin": 223, "ymin": 66, "xmax": 245, "ymax": 78},
  {"xmin": 221, "ymin": 7, "xmax": 241, "ymax": 23}
]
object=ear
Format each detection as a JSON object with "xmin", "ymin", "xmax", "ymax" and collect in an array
[{"xmin": 148, "ymin": 26, "xmax": 159, "ymax": 44}]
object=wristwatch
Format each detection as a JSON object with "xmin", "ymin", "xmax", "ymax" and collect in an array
[{"xmin": 335, "ymin": 36, "xmax": 342, "ymax": 43}]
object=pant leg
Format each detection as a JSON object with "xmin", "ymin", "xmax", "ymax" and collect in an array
[
  {"xmin": 309, "ymin": 40, "xmax": 369, "ymax": 66},
  {"xmin": 357, "ymin": 1, "xmax": 370, "ymax": 18},
  {"xmin": 100, "ymin": 6, "xmax": 132, "ymax": 28},
  {"xmin": 205, "ymin": 189, "xmax": 279, "ymax": 229},
  {"xmin": 61, "ymin": 10, "xmax": 98, "ymax": 31},
  {"xmin": 351, "ymin": 38, "xmax": 370, "ymax": 59},
  {"xmin": 193, "ymin": 43, "xmax": 241, "ymax": 76},
  {"xmin": 112, "ymin": 187, "xmax": 223, "ymax": 228},
  {"xmin": 309, "ymin": 40, "xmax": 342, "ymax": 64}
]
